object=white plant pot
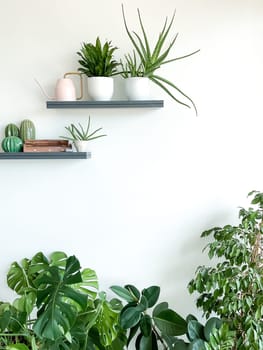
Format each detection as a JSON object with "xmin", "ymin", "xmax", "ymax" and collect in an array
[
  {"xmin": 87, "ymin": 77, "xmax": 114, "ymax": 101},
  {"xmin": 124, "ymin": 77, "xmax": 150, "ymax": 100},
  {"xmin": 74, "ymin": 140, "xmax": 90, "ymax": 152}
]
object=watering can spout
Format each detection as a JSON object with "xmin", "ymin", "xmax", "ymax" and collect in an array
[{"xmin": 34, "ymin": 78, "xmax": 54, "ymax": 100}]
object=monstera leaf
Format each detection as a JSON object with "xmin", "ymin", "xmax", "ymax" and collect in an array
[
  {"xmin": 7, "ymin": 258, "xmax": 32, "ymax": 294},
  {"xmin": 33, "ymin": 255, "xmax": 88, "ymax": 341},
  {"xmin": 7, "ymin": 252, "xmax": 51, "ymax": 294},
  {"xmin": 73, "ymin": 268, "xmax": 99, "ymax": 301},
  {"xmin": 94, "ymin": 292, "xmax": 120, "ymax": 346}
]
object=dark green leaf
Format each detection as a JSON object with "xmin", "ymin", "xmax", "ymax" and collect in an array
[
  {"xmin": 187, "ymin": 320, "xmax": 204, "ymax": 341},
  {"xmin": 154, "ymin": 309, "xmax": 187, "ymax": 336},
  {"xmin": 142, "ymin": 286, "xmax": 160, "ymax": 308},
  {"xmin": 110, "ymin": 285, "xmax": 135, "ymax": 302},
  {"xmin": 120, "ymin": 305, "xmax": 142, "ymax": 329},
  {"xmin": 140, "ymin": 314, "xmax": 152, "ymax": 337},
  {"xmin": 153, "ymin": 302, "xmax": 169, "ymax": 317}
]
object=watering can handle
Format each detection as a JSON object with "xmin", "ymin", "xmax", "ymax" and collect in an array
[{"xmin": 64, "ymin": 72, "xmax": 83, "ymax": 100}]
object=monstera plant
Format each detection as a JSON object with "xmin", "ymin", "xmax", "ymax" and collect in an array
[{"xmin": 0, "ymin": 251, "xmax": 125, "ymax": 350}]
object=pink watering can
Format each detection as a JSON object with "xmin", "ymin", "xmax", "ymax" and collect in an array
[{"xmin": 35, "ymin": 72, "xmax": 83, "ymax": 101}]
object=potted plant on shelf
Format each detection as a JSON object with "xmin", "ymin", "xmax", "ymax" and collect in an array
[
  {"xmin": 121, "ymin": 5, "xmax": 200, "ymax": 114},
  {"xmin": 60, "ymin": 115, "xmax": 107, "ymax": 152},
  {"xmin": 120, "ymin": 51, "xmax": 150, "ymax": 100},
  {"xmin": 188, "ymin": 190, "xmax": 263, "ymax": 349},
  {"xmin": 77, "ymin": 37, "xmax": 119, "ymax": 101}
]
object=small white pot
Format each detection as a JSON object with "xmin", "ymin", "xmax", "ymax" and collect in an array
[
  {"xmin": 87, "ymin": 77, "xmax": 114, "ymax": 101},
  {"xmin": 74, "ymin": 140, "xmax": 90, "ymax": 152},
  {"xmin": 124, "ymin": 77, "xmax": 150, "ymax": 100}
]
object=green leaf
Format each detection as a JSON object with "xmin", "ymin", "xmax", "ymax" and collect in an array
[
  {"xmin": 7, "ymin": 260, "xmax": 31, "ymax": 294},
  {"xmin": 140, "ymin": 314, "xmax": 152, "ymax": 337},
  {"xmin": 138, "ymin": 333, "xmax": 158, "ymax": 350},
  {"xmin": 204, "ymin": 317, "xmax": 222, "ymax": 342},
  {"xmin": 6, "ymin": 344, "xmax": 30, "ymax": 350},
  {"xmin": 110, "ymin": 285, "xmax": 135, "ymax": 302},
  {"xmin": 13, "ymin": 292, "xmax": 36, "ymax": 314},
  {"xmin": 33, "ymin": 255, "xmax": 88, "ymax": 340},
  {"xmin": 153, "ymin": 309, "xmax": 187, "ymax": 336},
  {"xmin": 189, "ymin": 339, "xmax": 206, "ymax": 350},
  {"xmin": 120, "ymin": 305, "xmax": 142, "ymax": 329},
  {"xmin": 187, "ymin": 320, "xmax": 204, "ymax": 341},
  {"xmin": 94, "ymin": 298, "xmax": 120, "ymax": 346},
  {"xmin": 142, "ymin": 286, "xmax": 160, "ymax": 308},
  {"xmin": 153, "ymin": 302, "xmax": 169, "ymax": 317},
  {"xmin": 125, "ymin": 284, "xmax": 141, "ymax": 300}
]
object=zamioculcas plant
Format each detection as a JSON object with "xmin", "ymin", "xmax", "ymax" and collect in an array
[
  {"xmin": 188, "ymin": 190, "xmax": 263, "ymax": 349},
  {"xmin": 121, "ymin": 5, "xmax": 200, "ymax": 114}
]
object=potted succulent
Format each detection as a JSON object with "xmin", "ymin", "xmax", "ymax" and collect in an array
[
  {"xmin": 120, "ymin": 51, "xmax": 150, "ymax": 100},
  {"xmin": 60, "ymin": 115, "xmax": 107, "ymax": 152},
  {"xmin": 77, "ymin": 37, "xmax": 119, "ymax": 101},
  {"xmin": 188, "ymin": 190, "xmax": 263, "ymax": 349},
  {"xmin": 121, "ymin": 5, "xmax": 200, "ymax": 113}
]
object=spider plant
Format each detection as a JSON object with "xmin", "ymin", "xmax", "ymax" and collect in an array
[
  {"xmin": 60, "ymin": 116, "xmax": 107, "ymax": 141},
  {"xmin": 121, "ymin": 5, "xmax": 200, "ymax": 114}
]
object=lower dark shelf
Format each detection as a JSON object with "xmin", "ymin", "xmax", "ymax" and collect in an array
[
  {"xmin": 0, "ymin": 152, "xmax": 90, "ymax": 160},
  {"xmin": 46, "ymin": 100, "xmax": 164, "ymax": 109}
]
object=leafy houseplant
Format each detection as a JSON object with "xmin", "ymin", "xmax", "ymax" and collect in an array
[
  {"xmin": 77, "ymin": 37, "xmax": 119, "ymax": 101},
  {"xmin": 121, "ymin": 5, "xmax": 200, "ymax": 113},
  {"xmin": 0, "ymin": 251, "xmax": 124, "ymax": 350},
  {"xmin": 77, "ymin": 37, "xmax": 119, "ymax": 77},
  {"xmin": 110, "ymin": 285, "xmax": 232, "ymax": 350},
  {"xmin": 60, "ymin": 116, "xmax": 106, "ymax": 152},
  {"xmin": 188, "ymin": 190, "xmax": 263, "ymax": 349}
]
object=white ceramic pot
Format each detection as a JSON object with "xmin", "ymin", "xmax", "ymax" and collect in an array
[
  {"xmin": 87, "ymin": 77, "xmax": 114, "ymax": 101},
  {"xmin": 74, "ymin": 140, "xmax": 89, "ymax": 152},
  {"xmin": 124, "ymin": 77, "xmax": 150, "ymax": 100}
]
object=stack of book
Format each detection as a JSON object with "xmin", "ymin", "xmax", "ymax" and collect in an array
[{"xmin": 23, "ymin": 140, "xmax": 72, "ymax": 152}]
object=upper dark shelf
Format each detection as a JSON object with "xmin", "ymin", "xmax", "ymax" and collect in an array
[
  {"xmin": 0, "ymin": 152, "xmax": 90, "ymax": 160},
  {"xmin": 46, "ymin": 100, "xmax": 164, "ymax": 109}
]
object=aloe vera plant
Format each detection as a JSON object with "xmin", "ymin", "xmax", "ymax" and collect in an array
[
  {"xmin": 121, "ymin": 5, "xmax": 200, "ymax": 114},
  {"xmin": 60, "ymin": 116, "xmax": 107, "ymax": 141}
]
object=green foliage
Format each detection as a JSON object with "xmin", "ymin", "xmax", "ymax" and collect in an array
[
  {"xmin": 121, "ymin": 5, "xmax": 200, "ymax": 114},
  {"xmin": 0, "ymin": 251, "xmax": 122, "ymax": 350},
  {"xmin": 77, "ymin": 37, "xmax": 119, "ymax": 77},
  {"xmin": 60, "ymin": 116, "xmax": 107, "ymax": 141},
  {"xmin": 120, "ymin": 51, "xmax": 145, "ymax": 78},
  {"xmin": 188, "ymin": 190, "xmax": 263, "ymax": 349}
]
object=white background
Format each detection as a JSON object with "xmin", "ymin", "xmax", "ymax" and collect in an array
[{"xmin": 0, "ymin": 0, "xmax": 262, "ymax": 318}]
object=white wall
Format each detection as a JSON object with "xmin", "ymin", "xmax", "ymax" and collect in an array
[{"xmin": 0, "ymin": 0, "xmax": 263, "ymax": 318}]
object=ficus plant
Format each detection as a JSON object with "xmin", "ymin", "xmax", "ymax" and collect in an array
[
  {"xmin": 0, "ymin": 251, "xmax": 125, "ymax": 350},
  {"xmin": 188, "ymin": 190, "xmax": 263, "ymax": 349}
]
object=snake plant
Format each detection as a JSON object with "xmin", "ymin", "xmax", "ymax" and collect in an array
[{"xmin": 121, "ymin": 5, "xmax": 200, "ymax": 114}]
